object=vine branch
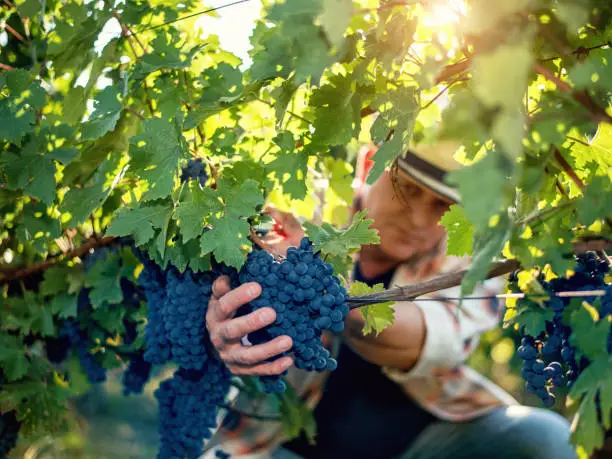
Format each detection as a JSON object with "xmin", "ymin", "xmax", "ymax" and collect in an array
[
  {"xmin": 0, "ymin": 237, "xmax": 116, "ymax": 283},
  {"xmin": 347, "ymin": 239, "xmax": 612, "ymax": 308},
  {"xmin": 534, "ymin": 63, "xmax": 612, "ymax": 125}
]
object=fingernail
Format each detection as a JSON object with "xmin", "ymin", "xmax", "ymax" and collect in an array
[
  {"xmin": 278, "ymin": 337, "xmax": 292, "ymax": 350},
  {"xmin": 259, "ymin": 309, "xmax": 274, "ymax": 323},
  {"xmin": 248, "ymin": 285, "xmax": 259, "ymax": 297}
]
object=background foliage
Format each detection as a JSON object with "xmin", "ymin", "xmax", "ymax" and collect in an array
[{"xmin": 0, "ymin": 0, "xmax": 611, "ymax": 457}]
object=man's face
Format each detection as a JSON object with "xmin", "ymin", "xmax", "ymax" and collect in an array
[{"xmin": 363, "ymin": 167, "xmax": 451, "ymax": 262}]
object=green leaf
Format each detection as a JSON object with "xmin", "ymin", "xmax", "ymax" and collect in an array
[
  {"xmin": 446, "ymin": 153, "xmax": 508, "ymax": 230},
  {"xmin": 440, "ymin": 205, "xmax": 474, "ymax": 256},
  {"xmin": 304, "ymin": 210, "xmax": 379, "ymax": 256},
  {"xmin": 129, "ymin": 116, "xmax": 186, "ymax": 201},
  {"xmin": 2, "ymin": 137, "xmax": 57, "ymax": 205},
  {"xmin": 0, "ymin": 334, "xmax": 31, "ymax": 381},
  {"xmin": 569, "ymin": 353, "xmax": 612, "ymax": 402},
  {"xmin": 81, "ymin": 83, "xmax": 124, "ymax": 141},
  {"xmin": 570, "ymin": 395, "xmax": 605, "ymax": 456},
  {"xmin": 63, "ymin": 152, "xmax": 126, "ymax": 225},
  {"xmin": 472, "ymin": 43, "xmax": 532, "ymax": 110},
  {"xmin": 349, "ymin": 281, "xmax": 395, "ymax": 336},
  {"xmin": 320, "ymin": 0, "xmax": 352, "ymax": 48},
  {"xmin": 220, "ymin": 179, "xmax": 265, "ymax": 218},
  {"xmin": 570, "ymin": 49, "xmax": 612, "ymax": 92},
  {"xmin": 311, "ymin": 75, "xmax": 360, "ymax": 146},
  {"xmin": 40, "ymin": 266, "xmax": 70, "ymax": 296},
  {"xmin": 50, "ymin": 294, "xmax": 78, "ymax": 319},
  {"xmin": 462, "ymin": 215, "xmax": 510, "ymax": 294},
  {"xmin": 200, "ymin": 214, "xmax": 250, "ymax": 268},
  {"xmin": 84, "ymin": 252, "xmax": 123, "ymax": 308},
  {"xmin": 569, "ymin": 303, "xmax": 611, "ymax": 361},
  {"xmin": 578, "ymin": 175, "xmax": 612, "ymax": 226},
  {"xmin": 568, "ymin": 123, "xmax": 612, "ymax": 173},
  {"xmin": 91, "ymin": 307, "xmax": 125, "ymax": 334},
  {"xmin": 174, "ymin": 185, "xmax": 223, "ymax": 242},
  {"xmin": 515, "ymin": 300, "xmax": 554, "ymax": 337},
  {"xmin": 366, "ymin": 135, "xmax": 402, "ymax": 185},
  {"xmin": 106, "ymin": 204, "xmax": 173, "ymax": 246},
  {"xmin": 266, "ymin": 132, "xmax": 309, "ymax": 199}
]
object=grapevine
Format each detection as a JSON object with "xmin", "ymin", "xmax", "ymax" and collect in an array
[{"xmin": 0, "ymin": 0, "xmax": 611, "ymax": 456}]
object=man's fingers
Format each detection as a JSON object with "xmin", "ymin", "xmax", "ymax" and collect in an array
[
  {"xmin": 228, "ymin": 356, "xmax": 294, "ymax": 376},
  {"xmin": 220, "ymin": 307, "xmax": 277, "ymax": 341},
  {"xmin": 222, "ymin": 336, "xmax": 293, "ymax": 367},
  {"xmin": 211, "ymin": 282, "xmax": 262, "ymax": 322},
  {"xmin": 211, "ymin": 275, "xmax": 231, "ymax": 299}
]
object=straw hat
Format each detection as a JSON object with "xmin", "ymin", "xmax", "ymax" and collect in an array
[{"xmin": 395, "ymin": 140, "xmax": 464, "ymax": 203}]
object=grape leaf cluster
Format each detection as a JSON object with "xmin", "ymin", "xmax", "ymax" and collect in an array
[
  {"xmin": 239, "ymin": 237, "xmax": 349, "ymax": 392},
  {"xmin": 516, "ymin": 253, "xmax": 611, "ymax": 407}
]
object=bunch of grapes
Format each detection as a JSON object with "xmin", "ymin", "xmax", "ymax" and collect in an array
[
  {"xmin": 122, "ymin": 354, "xmax": 153, "ymax": 396},
  {"xmin": 135, "ymin": 237, "xmax": 350, "ymax": 456},
  {"xmin": 180, "ymin": 158, "xmax": 208, "ymax": 187},
  {"xmin": 238, "ymin": 237, "xmax": 349, "ymax": 392},
  {"xmin": 57, "ymin": 320, "xmax": 107, "ymax": 383},
  {"xmin": 0, "ymin": 411, "xmax": 20, "ymax": 457},
  {"xmin": 155, "ymin": 360, "xmax": 231, "ymax": 459},
  {"xmin": 515, "ymin": 253, "xmax": 610, "ymax": 407}
]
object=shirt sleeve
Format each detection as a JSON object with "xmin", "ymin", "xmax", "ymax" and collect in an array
[{"xmin": 384, "ymin": 276, "xmax": 503, "ymax": 381}]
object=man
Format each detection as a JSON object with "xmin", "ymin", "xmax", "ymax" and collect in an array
[{"xmin": 205, "ymin": 144, "xmax": 576, "ymax": 459}]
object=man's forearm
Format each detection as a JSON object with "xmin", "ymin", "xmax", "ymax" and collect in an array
[{"xmin": 342, "ymin": 305, "xmax": 427, "ymax": 370}]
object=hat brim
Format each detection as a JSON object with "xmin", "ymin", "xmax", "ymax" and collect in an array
[{"xmin": 396, "ymin": 152, "xmax": 460, "ymax": 203}]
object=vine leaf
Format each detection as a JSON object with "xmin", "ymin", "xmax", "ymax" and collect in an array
[
  {"xmin": 174, "ymin": 185, "xmax": 222, "ymax": 243},
  {"xmin": 350, "ymin": 281, "xmax": 395, "ymax": 336},
  {"xmin": 129, "ymin": 117, "xmax": 186, "ymax": 201},
  {"xmin": 199, "ymin": 179, "xmax": 264, "ymax": 268},
  {"xmin": 3, "ymin": 137, "xmax": 56, "ymax": 205},
  {"xmin": 304, "ymin": 209, "xmax": 379, "ymax": 256},
  {"xmin": 514, "ymin": 300, "xmax": 554, "ymax": 337},
  {"xmin": 569, "ymin": 302, "xmax": 610, "ymax": 361},
  {"xmin": 81, "ymin": 82, "xmax": 125, "ymax": 141},
  {"xmin": 84, "ymin": 253, "xmax": 123, "ymax": 308},
  {"xmin": 446, "ymin": 153, "xmax": 507, "ymax": 230},
  {"xmin": 578, "ymin": 176, "xmax": 612, "ymax": 226},
  {"xmin": 267, "ymin": 131, "xmax": 309, "ymax": 200},
  {"xmin": 320, "ymin": 0, "xmax": 352, "ymax": 48},
  {"xmin": 106, "ymin": 204, "xmax": 173, "ymax": 245},
  {"xmin": 569, "ymin": 354, "xmax": 612, "ymax": 455},
  {"xmin": 0, "ymin": 335, "xmax": 31, "ymax": 381},
  {"xmin": 440, "ymin": 205, "xmax": 473, "ymax": 256},
  {"xmin": 200, "ymin": 215, "xmax": 250, "ymax": 269},
  {"xmin": 63, "ymin": 152, "xmax": 127, "ymax": 225}
]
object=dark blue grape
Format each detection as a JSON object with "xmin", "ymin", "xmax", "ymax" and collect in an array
[
  {"xmin": 123, "ymin": 354, "xmax": 153, "ymax": 396},
  {"xmin": 156, "ymin": 361, "xmax": 230, "ymax": 459},
  {"xmin": 0, "ymin": 411, "xmax": 21, "ymax": 457},
  {"xmin": 180, "ymin": 158, "xmax": 208, "ymax": 187},
  {"xmin": 514, "ymin": 253, "xmax": 610, "ymax": 408}
]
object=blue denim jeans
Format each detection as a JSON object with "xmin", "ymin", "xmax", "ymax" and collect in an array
[{"xmin": 271, "ymin": 405, "xmax": 577, "ymax": 459}]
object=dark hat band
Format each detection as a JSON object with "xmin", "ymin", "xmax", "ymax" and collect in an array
[{"xmin": 396, "ymin": 150, "xmax": 460, "ymax": 203}]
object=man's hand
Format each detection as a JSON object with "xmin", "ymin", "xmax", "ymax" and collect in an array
[{"xmin": 206, "ymin": 276, "xmax": 294, "ymax": 375}]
